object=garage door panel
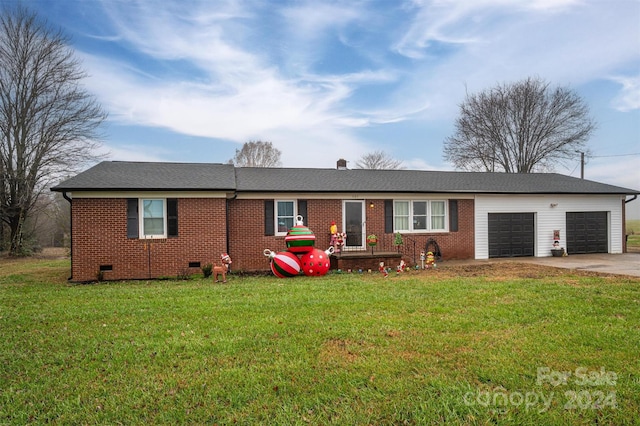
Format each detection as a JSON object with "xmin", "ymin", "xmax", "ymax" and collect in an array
[
  {"xmin": 566, "ymin": 212, "xmax": 607, "ymax": 254},
  {"xmin": 488, "ymin": 213, "xmax": 535, "ymax": 258}
]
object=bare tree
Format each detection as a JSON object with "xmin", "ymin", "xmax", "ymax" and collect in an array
[
  {"xmin": 0, "ymin": 6, "xmax": 106, "ymax": 255},
  {"xmin": 354, "ymin": 150, "xmax": 404, "ymax": 169},
  {"xmin": 443, "ymin": 77, "xmax": 595, "ymax": 173},
  {"xmin": 229, "ymin": 140, "xmax": 282, "ymax": 167}
]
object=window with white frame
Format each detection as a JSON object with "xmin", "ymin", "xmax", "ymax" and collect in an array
[
  {"xmin": 276, "ymin": 200, "xmax": 296, "ymax": 234},
  {"xmin": 127, "ymin": 198, "xmax": 177, "ymax": 239},
  {"xmin": 141, "ymin": 199, "xmax": 166, "ymax": 238},
  {"xmin": 394, "ymin": 200, "xmax": 447, "ymax": 232},
  {"xmin": 431, "ymin": 201, "xmax": 446, "ymax": 230}
]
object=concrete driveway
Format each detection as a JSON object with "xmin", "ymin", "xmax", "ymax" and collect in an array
[{"xmin": 496, "ymin": 253, "xmax": 640, "ymax": 277}]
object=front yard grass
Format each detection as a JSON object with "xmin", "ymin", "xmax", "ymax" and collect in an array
[{"xmin": 1, "ymin": 258, "xmax": 639, "ymax": 424}]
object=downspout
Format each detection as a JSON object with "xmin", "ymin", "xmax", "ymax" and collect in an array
[
  {"xmin": 624, "ymin": 195, "xmax": 637, "ymax": 253},
  {"xmin": 62, "ymin": 192, "xmax": 73, "ymax": 281},
  {"xmin": 225, "ymin": 191, "xmax": 238, "ymax": 263}
]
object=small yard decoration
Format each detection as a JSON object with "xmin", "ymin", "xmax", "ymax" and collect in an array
[
  {"xmin": 551, "ymin": 240, "xmax": 565, "ymax": 257},
  {"xmin": 264, "ymin": 216, "xmax": 333, "ymax": 278},
  {"xmin": 329, "ymin": 221, "xmax": 347, "ymax": 253},
  {"xmin": 379, "ymin": 261, "xmax": 389, "ymax": 278},
  {"xmin": 394, "ymin": 232, "xmax": 403, "ymax": 248},
  {"xmin": 333, "ymin": 232, "xmax": 346, "ymax": 253},
  {"xmin": 396, "ymin": 259, "xmax": 406, "ymax": 273},
  {"xmin": 551, "ymin": 231, "xmax": 566, "ymax": 256},
  {"xmin": 367, "ymin": 234, "xmax": 378, "ymax": 254},
  {"xmin": 425, "ymin": 251, "xmax": 436, "ymax": 269},
  {"xmin": 212, "ymin": 253, "xmax": 233, "ymax": 282},
  {"xmin": 419, "ymin": 250, "xmax": 426, "ymax": 269}
]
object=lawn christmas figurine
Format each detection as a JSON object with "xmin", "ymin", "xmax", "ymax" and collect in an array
[
  {"xmin": 425, "ymin": 251, "xmax": 436, "ymax": 269},
  {"xmin": 396, "ymin": 259, "xmax": 406, "ymax": 274},
  {"xmin": 329, "ymin": 221, "xmax": 346, "ymax": 253},
  {"xmin": 379, "ymin": 261, "xmax": 388, "ymax": 278},
  {"xmin": 213, "ymin": 253, "xmax": 232, "ymax": 283},
  {"xmin": 334, "ymin": 232, "xmax": 346, "ymax": 253}
]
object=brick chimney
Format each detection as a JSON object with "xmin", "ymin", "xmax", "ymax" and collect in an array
[{"xmin": 336, "ymin": 158, "xmax": 347, "ymax": 170}]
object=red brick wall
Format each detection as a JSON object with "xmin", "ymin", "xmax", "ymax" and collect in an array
[
  {"xmin": 359, "ymin": 198, "xmax": 475, "ymax": 264},
  {"xmin": 227, "ymin": 198, "xmax": 475, "ymax": 271},
  {"xmin": 71, "ymin": 198, "xmax": 227, "ymax": 281},
  {"xmin": 71, "ymin": 197, "xmax": 475, "ymax": 280}
]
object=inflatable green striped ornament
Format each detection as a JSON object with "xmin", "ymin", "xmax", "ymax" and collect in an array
[{"xmin": 285, "ymin": 215, "xmax": 316, "ymax": 254}]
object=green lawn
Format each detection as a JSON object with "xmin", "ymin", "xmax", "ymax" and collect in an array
[
  {"xmin": 1, "ymin": 258, "xmax": 639, "ymax": 425},
  {"xmin": 627, "ymin": 219, "xmax": 640, "ymax": 249}
]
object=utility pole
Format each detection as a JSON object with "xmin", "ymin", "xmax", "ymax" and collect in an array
[{"xmin": 577, "ymin": 151, "xmax": 584, "ymax": 179}]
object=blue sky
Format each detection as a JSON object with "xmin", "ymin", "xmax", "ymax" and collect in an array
[{"xmin": 16, "ymin": 0, "xmax": 640, "ymax": 195}]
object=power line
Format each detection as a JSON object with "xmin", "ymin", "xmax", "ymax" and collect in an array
[{"xmin": 590, "ymin": 153, "xmax": 640, "ymax": 158}]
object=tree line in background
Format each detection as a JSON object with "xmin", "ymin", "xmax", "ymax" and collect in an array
[
  {"xmin": 228, "ymin": 141, "xmax": 404, "ymax": 170},
  {"xmin": 1, "ymin": 6, "xmax": 596, "ymax": 256}
]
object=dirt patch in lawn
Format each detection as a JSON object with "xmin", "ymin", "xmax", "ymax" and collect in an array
[{"xmin": 404, "ymin": 261, "xmax": 619, "ymax": 280}]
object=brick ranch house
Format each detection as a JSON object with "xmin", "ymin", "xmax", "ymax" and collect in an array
[{"xmin": 51, "ymin": 160, "xmax": 639, "ymax": 282}]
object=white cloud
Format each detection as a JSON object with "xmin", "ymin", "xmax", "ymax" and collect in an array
[
  {"xmin": 71, "ymin": 0, "xmax": 638, "ymax": 173},
  {"xmin": 609, "ymin": 75, "xmax": 640, "ymax": 112},
  {"xmin": 389, "ymin": 0, "xmax": 640, "ymax": 121},
  {"xmin": 76, "ymin": 1, "xmax": 402, "ymax": 167},
  {"xmin": 278, "ymin": 2, "xmax": 367, "ymax": 71}
]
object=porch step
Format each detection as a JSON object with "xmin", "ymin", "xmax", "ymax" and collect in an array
[
  {"xmin": 333, "ymin": 251, "xmax": 401, "ymax": 259},
  {"xmin": 331, "ymin": 251, "xmax": 404, "ymax": 272}
]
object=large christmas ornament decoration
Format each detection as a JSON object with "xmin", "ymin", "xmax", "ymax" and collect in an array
[
  {"xmin": 264, "ymin": 217, "xmax": 334, "ymax": 278},
  {"xmin": 263, "ymin": 249, "xmax": 302, "ymax": 278},
  {"xmin": 285, "ymin": 215, "xmax": 316, "ymax": 254},
  {"xmin": 300, "ymin": 247, "xmax": 334, "ymax": 277}
]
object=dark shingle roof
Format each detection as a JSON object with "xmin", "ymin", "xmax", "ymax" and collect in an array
[
  {"xmin": 234, "ymin": 167, "xmax": 639, "ymax": 194},
  {"xmin": 51, "ymin": 161, "xmax": 639, "ymax": 195},
  {"xmin": 51, "ymin": 161, "xmax": 236, "ymax": 191}
]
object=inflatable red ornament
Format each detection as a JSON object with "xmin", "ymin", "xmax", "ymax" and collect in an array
[
  {"xmin": 263, "ymin": 249, "xmax": 301, "ymax": 278},
  {"xmin": 285, "ymin": 215, "xmax": 316, "ymax": 254},
  {"xmin": 300, "ymin": 247, "xmax": 334, "ymax": 277}
]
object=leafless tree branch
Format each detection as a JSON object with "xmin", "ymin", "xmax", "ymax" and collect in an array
[
  {"xmin": 0, "ymin": 6, "xmax": 106, "ymax": 254},
  {"xmin": 443, "ymin": 77, "xmax": 595, "ymax": 173}
]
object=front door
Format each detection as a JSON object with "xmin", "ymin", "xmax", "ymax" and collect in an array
[{"xmin": 344, "ymin": 200, "xmax": 365, "ymax": 249}]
